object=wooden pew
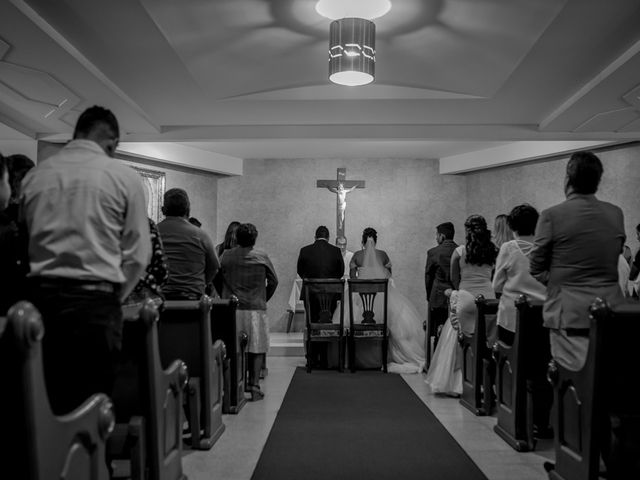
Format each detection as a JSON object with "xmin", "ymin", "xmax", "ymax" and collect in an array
[
  {"xmin": 158, "ymin": 297, "xmax": 226, "ymax": 450},
  {"xmin": 0, "ymin": 302, "xmax": 115, "ymax": 480},
  {"xmin": 109, "ymin": 300, "xmax": 188, "ymax": 480},
  {"xmin": 460, "ymin": 295, "xmax": 498, "ymax": 416},
  {"xmin": 547, "ymin": 299, "xmax": 640, "ymax": 480},
  {"xmin": 493, "ymin": 295, "xmax": 550, "ymax": 451},
  {"xmin": 210, "ymin": 297, "xmax": 248, "ymax": 414}
]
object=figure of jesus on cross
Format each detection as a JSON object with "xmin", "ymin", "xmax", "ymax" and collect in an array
[{"xmin": 317, "ymin": 168, "xmax": 365, "ymax": 240}]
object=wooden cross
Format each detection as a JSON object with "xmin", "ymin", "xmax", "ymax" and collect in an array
[{"xmin": 317, "ymin": 168, "xmax": 365, "ymax": 241}]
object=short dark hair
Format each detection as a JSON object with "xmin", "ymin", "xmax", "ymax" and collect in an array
[
  {"xmin": 636, "ymin": 223, "xmax": 640, "ymax": 233},
  {"xmin": 436, "ymin": 222, "xmax": 455, "ymax": 240},
  {"xmin": 362, "ymin": 227, "xmax": 377, "ymax": 245},
  {"xmin": 6, "ymin": 154, "xmax": 35, "ymax": 202},
  {"xmin": 566, "ymin": 151, "xmax": 603, "ymax": 194},
  {"xmin": 315, "ymin": 225, "xmax": 330, "ymax": 239},
  {"xmin": 236, "ymin": 223, "xmax": 258, "ymax": 247},
  {"xmin": 163, "ymin": 188, "xmax": 190, "ymax": 217},
  {"xmin": 73, "ymin": 105, "xmax": 120, "ymax": 141},
  {"xmin": 507, "ymin": 204, "xmax": 539, "ymax": 236}
]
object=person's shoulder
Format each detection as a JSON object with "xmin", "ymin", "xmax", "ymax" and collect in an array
[{"xmin": 454, "ymin": 244, "xmax": 465, "ymax": 254}]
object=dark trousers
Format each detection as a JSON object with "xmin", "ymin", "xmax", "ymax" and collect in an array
[
  {"xmin": 30, "ymin": 283, "xmax": 123, "ymax": 415},
  {"xmin": 429, "ymin": 307, "xmax": 449, "ymax": 344}
]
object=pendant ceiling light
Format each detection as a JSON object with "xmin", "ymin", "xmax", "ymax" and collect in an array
[
  {"xmin": 316, "ymin": 0, "xmax": 391, "ymax": 20},
  {"xmin": 317, "ymin": 0, "xmax": 391, "ymax": 87}
]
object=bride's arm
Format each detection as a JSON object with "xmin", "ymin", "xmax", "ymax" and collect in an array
[{"xmin": 450, "ymin": 249, "xmax": 461, "ymax": 290}]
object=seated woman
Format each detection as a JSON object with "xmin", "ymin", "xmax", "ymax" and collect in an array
[
  {"xmin": 425, "ymin": 215, "xmax": 497, "ymax": 395},
  {"xmin": 334, "ymin": 227, "xmax": 425, "ymax": 373}
]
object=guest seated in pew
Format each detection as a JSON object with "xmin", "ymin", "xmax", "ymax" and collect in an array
[
  {"xmin": 20, "ymin": 105, "xmax": 151, "ymax": 415},
  {"xmin": 0, "ymin": 154, "xmax": 34, "ymax": 314},
  {"xmin": 158, "ymin": 188, "xmax": 220, "ymax": 300},
  {"xmin": 492, "ymin": 204, "xmax": 547, "ymax": 343},
  {"xmin": 219, "ymin": 223, "xmax": 278, "ymax": 401}
]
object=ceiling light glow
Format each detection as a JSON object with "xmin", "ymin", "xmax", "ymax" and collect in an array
[{"xmin": 316, "ymin": 0, "xmax": 391, "ymax": 20}]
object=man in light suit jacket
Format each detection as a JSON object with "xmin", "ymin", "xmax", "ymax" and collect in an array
[
  {"xmin": 530, "ymin": 151, "xmax": 625, "ymax": 372},
  {"xmin": 297, "ymin": 226, "xmax": 344, "ymax": 368},
  {"xmin": 425, "ymin": 222, "xmax": 458, "ymax": 352}
]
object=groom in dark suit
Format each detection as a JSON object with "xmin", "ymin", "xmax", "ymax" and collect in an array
[
  {"xmin": 297, "ymin": 226, "xmax": 344, "ymax": 367},
  {"xmin": 297, "ymin": 225, "xmax": 344, "ymax": 322}
]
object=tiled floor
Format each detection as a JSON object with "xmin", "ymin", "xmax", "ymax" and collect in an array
[{"xmin": 182, "ymin": 356, "xmax": 552, "ymax": 480}]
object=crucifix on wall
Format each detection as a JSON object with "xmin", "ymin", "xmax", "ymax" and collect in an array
[{"xmin": 317, "ymin": 168, "xmax": 365, "ymax": 241}]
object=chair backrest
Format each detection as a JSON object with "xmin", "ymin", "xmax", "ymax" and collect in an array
[
  {"xmin": 0, "ymin": 302, "xmax": 114, "ymax": 480},
  {"xmin": 348, "ymin": 278, "xmax": 388, "ymax": 326},
  {"xmin": 117, "ymin": 301, "xmax": 188, "ymax": 480},
  {"xmin": 302, "ymin": 278, "xmax": 345, "ymax": 326}
]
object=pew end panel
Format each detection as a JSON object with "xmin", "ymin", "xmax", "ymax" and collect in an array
[
  {"xmin": 159, "ymin": 297, "xmax": 225, "ymax": 450},
  {"xmin": 460, "ymin": 295, "xmax": 497, "ymax": 416},
  {"xmin": 548, "ymin": 298, "xmax": 640, "ymax": 480},
  {"xmin": 211, "ymin": 297, "xmax": 247, "ymax": 414},
  {"xmin": 0, "ymin": 302, "xmax": 115, "ymax": 480},
  {"xmin": 493, "ymin": 295, "xmax": 547, "ymax": 452},
  {"xmin": 112, "ymin": 300, "xmax": 188, "ymax": 480}
]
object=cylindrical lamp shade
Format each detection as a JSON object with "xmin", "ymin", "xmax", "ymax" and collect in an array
[{"xmin": 329, "ymin": 18, "xmax": 375, "ymax": 86}]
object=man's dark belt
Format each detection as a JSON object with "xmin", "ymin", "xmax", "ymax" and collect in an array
[
  {"xmin": 564, "ymin": 328, "xmax": 590, "ymax": 337},
  {"xmin": 34, "ymin": 278, "xmax": 119, "ymax": 294}
]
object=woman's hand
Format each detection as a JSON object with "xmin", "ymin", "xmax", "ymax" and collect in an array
[{"xmin": 444, "ymin": 288, "xmax": 453, "ymax": 297}]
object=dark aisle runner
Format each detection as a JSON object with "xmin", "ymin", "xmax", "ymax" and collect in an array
[{"xmin": 251, "ymin": 368, "xmax": 488, "ymax": 480}]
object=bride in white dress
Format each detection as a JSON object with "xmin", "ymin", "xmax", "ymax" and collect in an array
[{"xmin": 333, "ymin": 228, "xmax": 425, "ymax": 373}]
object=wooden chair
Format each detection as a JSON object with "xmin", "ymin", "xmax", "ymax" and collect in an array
[
  {"xmin": 158, "ymin": 297, "xmax": 225, "ymax": 450},
  {"xmin": 347, "ymin": 278, "xmax": 389, "ymax": 373},
  {"xmin": 493, "ymin": 295, "xmax": 549, "ymax": 451},
  {"xmin": 547, "ymin": 298, "xmax": 640, "ymax": 480},
  {"xmin": 302, "ymin": 278, "xmax": 345, "ymax": 372},
  {"xmin": 0, "ymin": 303, "xmax": 115, "ymax": 480},
  {"xmin": 109, "ymin": 300, "xmax": 188, "ymax": 480},
  {"xmin": 460, "ymin": 295, "xmax": 498, "ymax": 416},
  {"xmin": 210, "ymin": 297, "xmax": 248, "ymax": 414}
]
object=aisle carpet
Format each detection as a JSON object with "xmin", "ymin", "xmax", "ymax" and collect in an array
[{"xmin": 251, "ymin": 368, "xmax": 488, "ymax": 480}]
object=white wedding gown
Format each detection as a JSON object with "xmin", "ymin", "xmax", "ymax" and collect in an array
[{"xmin": 332, "ymin": 238, "xmax": 425, "ymax": 373}]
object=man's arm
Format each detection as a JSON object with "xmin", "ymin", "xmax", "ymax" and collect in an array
[
  {"xmin": 296, "ymin": 248, "xmax": 306, "ymax": 278},
  {"xmin": 202, "ymin": 231, "xmax": 220, "ymax": 284},
  {"xmin": 450, "ymin": 249, "xmax": 461, "ymax": 290},
  {"xmin": 264, "ymin": 256, "xmax": 278, "ymax": 302},
  {"xmin": 119, "ymin": 177, "xmax": 151, "ymax": 302},
  {"xmin": 529, "ymin": 209, "xmax": 553, "ymax": 285},
  {"xmin": 425, "ymin": 251, "xmax": 436, "ymax": 299},
  {"xmin": 335, "ymin": 250, "xmax": 345, "ymax": 279}
]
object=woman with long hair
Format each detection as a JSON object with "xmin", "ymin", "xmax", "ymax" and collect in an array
[
  {"xmin": 493, "ymin": 214, "xmax": 514, "ymax": 250},
  {"xmin": 426, "ymin": 215, "xmax": 498, "ymax": 395},
  {"xmin": 216, "ymin": 220, "xmax": 240, "ymax": 257}
]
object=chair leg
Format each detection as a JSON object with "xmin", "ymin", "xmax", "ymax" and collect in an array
[
  {"xmin": 350, "ymin": 336, "xmax": 356, "ymax": 373},
  {"xmin": 286, "ymin": 310, "xmax": 294, "ymax": 333}
]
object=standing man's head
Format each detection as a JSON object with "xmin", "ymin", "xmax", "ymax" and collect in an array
[
  {"xmin": 73, "ymin": 106, "xmax": 120, "ymax": 157},
  {"xmin": 436, "ymin": 222, "xmax": 455, "ymax": 244},
  {"xmin": 336, "ymin": 236, "xmax": 348, "ymax": 254},
  {"xmin": 236, "ymin": 223, "xmax": 258, "ymax": 247},
  {"xmin": 162, "ymin": 188, "xmax": 190, "ymax": 218},
  {"xmin": 315, "ymin": 225, "xmax": 330, "ymax": 241},
  {"xmin": 565, "ymin": 151, "xmax": 603, "ymax": 196},
  {"xmin": 0, "ymin": 154, "xmax": 9, "ymax": 211}
]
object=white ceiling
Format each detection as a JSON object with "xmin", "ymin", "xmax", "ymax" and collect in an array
[{"xmin": 0, "ymin": 0, "xmax": 639, "ymax": 172}]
